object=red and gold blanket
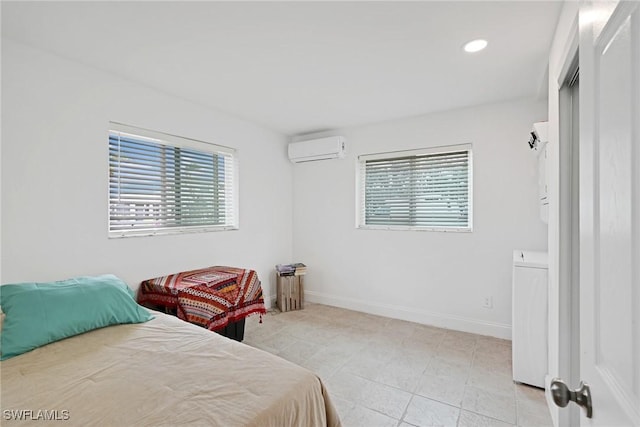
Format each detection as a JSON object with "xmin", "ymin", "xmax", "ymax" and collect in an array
[{"xmin": 138, "ymin": 266, "xmax": 266, "ymax": 331}]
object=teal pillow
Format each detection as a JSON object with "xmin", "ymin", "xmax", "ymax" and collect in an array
[{"xmin": 0, "ymin": 274, "xmax": 153, "ymax": 360}]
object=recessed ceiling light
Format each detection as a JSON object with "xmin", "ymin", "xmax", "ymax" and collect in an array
[{"xmin": 463, "ymin": 39, "xmax": 488, "ymax": 53}]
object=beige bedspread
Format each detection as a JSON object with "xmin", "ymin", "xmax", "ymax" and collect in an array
[{"xmin": 0, "ymin": 311, "xmax": 341, "ymax": 427}]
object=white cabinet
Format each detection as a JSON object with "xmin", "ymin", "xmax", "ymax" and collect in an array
[
  {"xmin": 538, "ymin": 142, "xmax": 549, "ymax": 223},
  {"xmin": 530, "ymin": 121, "xmax": 549, "ymax": 224},
  {"xmin": 512, "ymin": 250, "xmax": 548, "ymax": 388}
]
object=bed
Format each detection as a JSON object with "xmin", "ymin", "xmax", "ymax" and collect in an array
[{"xmin": 0, "ymin": 277, "xmax": 340, "ymax": 427}]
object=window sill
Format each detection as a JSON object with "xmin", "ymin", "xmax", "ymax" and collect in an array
[
  {"xmin": 357, "ymin": 225, "xmax": 472, "ymax": 233},
  {"xmin": 108, "ymin": 225, "xmax": 239, "ymax": 239}
]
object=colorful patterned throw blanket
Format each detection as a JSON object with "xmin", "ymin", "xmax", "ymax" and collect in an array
[{"xmin": 138, "ymin": 266, "xmax": 266, "ymax": 331}]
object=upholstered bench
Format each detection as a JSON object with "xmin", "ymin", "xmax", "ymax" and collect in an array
[{"xmin": 137, "ymin": 266, "xmax": 266, "ymax": 341}]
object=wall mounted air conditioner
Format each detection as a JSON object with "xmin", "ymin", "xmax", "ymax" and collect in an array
[{"xmin": 288, "ymin": 136, "xmax": 346, "ymax": 163}]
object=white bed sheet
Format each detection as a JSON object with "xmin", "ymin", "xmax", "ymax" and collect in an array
[{"xmin": 0, "ymin": 311, "xmax": 340, "ymax": 427}]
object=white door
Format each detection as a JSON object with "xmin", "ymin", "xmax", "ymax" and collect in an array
[{"xmin": 578, "ymin": 0, "xmax": 640, "ymax": 425}]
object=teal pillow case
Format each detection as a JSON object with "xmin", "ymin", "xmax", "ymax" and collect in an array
[{"xmin": 0, "ymin": 274, "xmax": 153, "ymax": 360}]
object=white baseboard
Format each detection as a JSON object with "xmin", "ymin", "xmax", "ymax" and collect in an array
[
  {"xmin": 304, "ymin": 290, "xmax": 512, "ymax": 340},
  {"xmin": 267, "ymin": 294, "xmax": 276, "ymax": 310}
]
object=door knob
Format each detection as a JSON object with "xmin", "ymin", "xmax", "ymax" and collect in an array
[{"xmin": 550, "ymin": 378, "xmax": 593, "ymax": 418}]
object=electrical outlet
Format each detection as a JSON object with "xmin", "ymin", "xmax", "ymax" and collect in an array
[{"xmin": 483, "ymin": 296, "xmax": 493, "ymax": 309}]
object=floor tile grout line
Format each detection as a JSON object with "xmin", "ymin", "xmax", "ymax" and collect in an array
[
  {"xmin": 462, "ymin": 407, "xmax": 519, "ymax": 426},
  {"xmin": 398, "ymin": 393, "xmax": 416, "ymax": 427}
]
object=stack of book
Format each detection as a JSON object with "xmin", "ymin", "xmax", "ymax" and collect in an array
[
  {"xmin": 276, "ymin": 263, "xmax": 307, "ymax": 276},
  {"xmin": 276, "ymin": 264, "xmax": 295, "ymax": 275},
  {"xmin": 291, "ymin": 263, "xmax": 306, "ymax": 276}
]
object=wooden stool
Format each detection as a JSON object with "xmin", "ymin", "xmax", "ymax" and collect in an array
[{"xmin": 276, "ymin": 274, "xmax": 304, "ymax": 312}]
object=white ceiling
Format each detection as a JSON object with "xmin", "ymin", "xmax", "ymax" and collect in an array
[{"xmin": 1, "ymin": 1, "xmax": 562, "ymax": 136}]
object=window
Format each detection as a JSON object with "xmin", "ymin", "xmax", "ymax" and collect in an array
[
  {"xmin": 357, "ymin": 145, "xmax": 472, "ymax": 231},
  {"xmin": 108, "ymin": 123, "xmax": 237, "ymax": 237}
]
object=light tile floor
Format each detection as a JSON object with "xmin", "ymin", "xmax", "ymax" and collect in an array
[{"xmin": 244, "ymin": 303, "xmax": 553, "ymax": 427}]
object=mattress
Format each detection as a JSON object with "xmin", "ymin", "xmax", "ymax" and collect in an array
[{"xmin": 0, "ymin": 311, "xmax": 341, "ymax": 427}]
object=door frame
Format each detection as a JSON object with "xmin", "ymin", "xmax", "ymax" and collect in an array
[
  {"xmin": 557, "ymin": 55, "xmax": 581, "ymax": 427},
  {"xmin": 546, "ymin": 13, "xmax": 580, "ymax": 427}
]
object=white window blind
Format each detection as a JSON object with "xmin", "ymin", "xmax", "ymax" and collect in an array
[
  {"xmin": 358, "ymin": 145, "xmax": 472, "ymax": 231},
  {"xmin": 108, "ymin": 123, "xmax": 237, "ymax": 237}
]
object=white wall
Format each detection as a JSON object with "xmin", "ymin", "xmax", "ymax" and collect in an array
[
  {"xmin": 292, "ymin": 98, "xmax": 548, "ymax": 339},
  {"xmin": 1, "ymin": 39, "xmax": 293, "ymax": 305}
]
